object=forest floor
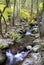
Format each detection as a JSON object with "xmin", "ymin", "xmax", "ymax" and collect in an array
[{"xmin": 0, "ymin": 20, "xmax": 44, "ymax": 65}]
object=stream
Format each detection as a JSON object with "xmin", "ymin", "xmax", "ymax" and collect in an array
[{"xmin": 5, "ymin": 48, "xmax": 30, "ymax": 65}]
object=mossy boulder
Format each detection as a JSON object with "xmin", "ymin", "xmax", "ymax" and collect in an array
[
  {"xmin": 41, "ymin": 43, "xmax": 44, "ymax": 51},
  {"xmin": 0, "ymin": 53, "xmax": 6, "ymax": 64}
]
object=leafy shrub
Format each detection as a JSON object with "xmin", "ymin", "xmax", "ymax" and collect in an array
[
  {"xmin": 0, "ymin": 4, "xmax": 13, "ymax": 20},
  {"xmin": 9, "ymin": 32, "xmax": 22, "ymax": 40},
  {"xmin": 39, "ymin": 2, "xmax": 43, "ymax": 12},
  {"xmin": 0, "ymin": 4, "xmax": 5, "ymax": 11},
  {"xmin": 3, "ymin": 7, "xmax": 13, "ymax": 20},
  {"xmin": 21, "ymin": 9, "xmax": 30, "ymax": 20},
  {"xmin": 20, "ymin": 8, "xmax": 37, "ymax": 25}
]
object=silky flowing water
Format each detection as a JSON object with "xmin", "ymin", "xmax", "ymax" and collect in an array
[{"xmin": 5, "ymin": 48, "xmax": 30, "ymax": 65}]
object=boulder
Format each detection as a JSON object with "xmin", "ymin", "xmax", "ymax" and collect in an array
[
  {"xmin": 41, "ymin": 52, "xmax": 44, "ymax": 65},
  {"xmin": 33, "ymin": 38, "xmax": 40, "ymax": 45},
  {"xmin": 22, "ymin": 58, "xmax": 33, "ymax": 65},
  {"xmin": 31, "ymin": 53, "xmax": 42, "ymax": 65},
  {"xmin": 0, "ymin": 39, "xmax": 13, "ymax": 49},
  {"xmin": 21, "ymin": 35, "xmax": 35, "ymax": 46},
  {"xmin": 26, "ymin": 45, "xmax": 32, "ymax": 50},
  {"xmin": 34, "ymin": 33, "xmax": 40, "ymax": 38},
  {"xmin": 0, "ymin": 53, "xmax": 6, "ymax": 64},
  {"xmin": 32, "ymin": 45, "xmax": 41, "ymax": 52},
  {"xmin": 41, "ymin": 43, "xmax": 44, "ymax": 51},
  {"xmin": 22, "ymin": 53, "xmax": 42, "ymax": 65},
  {"xmin": 31, "ymin": 27, "xmax": 38, "ymax": 34}
]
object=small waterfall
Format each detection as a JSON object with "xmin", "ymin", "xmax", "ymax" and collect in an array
[
  {"xmin": 6, "ymin": 49, "xmax": 30, "ymax": 65},
  {"xmin": 6, "ymin": 50, "xmax": 14, "ymax": 65},
  {"xmin": 25, "ymin": 31, "xmax": 32, "ymax": 35}
]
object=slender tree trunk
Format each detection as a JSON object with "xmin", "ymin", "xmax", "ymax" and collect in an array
[
  {"xmin": 0, "ymin": 10, "xmax": 4, "ymax": 37},
  {"xmin": 12, "ymin": 0, "xmax": 16, "ymax": 26},
  {"xmin": 2, "ymin": 15, "xmax": 7, "ymax": 33},
  {"xmin": 0, "ymin": 16, "xmax": 2, "ymax": 36},
  {"xmin": 0, "ymin": 4, "xmax": 8, "ymax": 37},
  {"xmin": 36, "ymin": 0, "xmax": 39, "ymax": 27},
  {"xmin": 6, "ymin": 0, "xmax": 11, "ymax": 7},
  {"xmin": 43, "ymin": 0, "xmax": 44, "ymax": 11},
  {"xmin": 37, "ymin": 0, "xmax": 44, "ymax": 38},
  {"xmin": 31, "ymin": 0, "xmax": 33, "ymax": 21}
]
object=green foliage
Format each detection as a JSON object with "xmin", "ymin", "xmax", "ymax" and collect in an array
[
  {"xmin": 0, "ymin": 4, "xmax": 13, "ymax": 20},
  {"xmin": 20, "ymin": 8, "xmax": 37, "ymax": 25},
  {"xmin": 0, "ymin": 0, "xmax": 43, "ymax": 25},
  {"xmin": 29, "ymin": 19, "xmax": 37, "ymax": 25},
  {"xmin": 0, "ymin": 43, "xmax": 7, "ymax": 49},
  {"xmin": 3, "ymin": 7, "xmax": 13, "ymax": 20},
  {"xmin": 21, "ymin": 9, "xmax": 30, "ymax": 20},
  {"xmin": 41, "ymin": 44, "xmax": 44, "ymax": 51},
  {"xmin": 0, "ymin": 4, "xmax": 5, "ymax": 11},
  {"xmin": 9, "ymin": 32, "xmax": 22, "ymax": 40},
  {"xmin": 39, "ymin": 2, "xmax": 43, "ymax": 12},
  {"xmin": 0, "ymin": 43, "xmax": 4, "ymax": 49}
]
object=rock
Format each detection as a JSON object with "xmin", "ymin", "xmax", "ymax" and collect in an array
[
  {"xmin": 34, "ymin": 33, "xmax": 40, "ymax": 38},
  {"xmin": 33, "ymin": 38, "xmax": 40, "ymax": 45},
  {"xmin": 0, "ymin": 35, "xmax": 3, "ymax": 39},
  {"xmin": 0, "ymin": 39, "xmax": 13, "ymax": 49},
  {"xmin": 32, "ymin": 45, "xmax": 41, "ymax": 52},
  {"xmin": 41, "ymin": 52, "xmax": 44, "ymax": 65},
  {"xmin": 31, "ymin": 53, "xmax": 42, "ymax": 65},
  {"xmin": 22, "ymin": 53, "xmax": 42, "ymax": 65},
  {"xmin": 22, "ymin": 58, "xmax": 33, "ymax": 65},
  {"xmin": 3, "ymin": 33, "xmax": 10, "ymax": 38},
  {"xmin": 16, "ymin": 28, "xmax": 22, "ymax": 33},
  {"xmin": 21, "ymin": 35, "xmax": 35, "ymax": 46},
  {"xmin": 41, "ymin": 43, "xmax": 44, "ymax": 51},
  {"xmin": 33, "ymin": 25, "xmax": 38, "ymax": 28},
  {"xmin": 26, "ymin": 45, "xmax": 32, "ymax": 50},
  {"xmin": 25, "ymin": 31, "xmax": 32, "ymax": 36},
  {"xmin": 0, "ymin": 53, "xmax": 6, "ymax": 64},
  {"xmin": 31, "ymin": 27, "xmax": 38, "ymax": 34}
]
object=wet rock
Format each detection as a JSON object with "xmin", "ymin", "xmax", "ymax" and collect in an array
[
  {"xmin": 0, "ymin": 53, "xmax": 6, "ymax": 64},
  {"xmin": 26, "ymin": 45, "xmax": 32, "ymax": 50},
  {"xmin": 3, "ymin": 33, "xmax": 10, "ymax": 38},
  {"xmin": 21, "ymin": 35, "xmax": 35, "ymax": 46},
  {"xmin": 31, "ymin": 27, "xmax": 38, "ymax": 34},
  {"xmin": 31, "ymin": 53, "xmax": 42, "ymax": 65},
  {"xmin": 25, "ymin": 31, "xmax": 32, "ymax": 36},
  {"xmin": 0, "ymin": 35, "xmax": 3, "ymax": 39},
  {"xmin": 22, "ymin": 58, "xmax": 33, "ymax": 65},
  {"xmin": 41, "ymin": 52, "xmax": 44, "ymax": 65},
  {"xmin": 34, "ymin": 33, "xmax": 40, "ymax": 38},
  {"xmin": 16, "ymin": 28, "xmax": 22, "ymax": 33},
  {"xmin": 22, "ymin": 52, "xmax": 42, "ymax": 65},
  {"xmin": 33, "ymin": 25, "xmax": 38, "ymax": 28},
  {"xmin": 33, "ymin": 38, "xmax": 40, "ymax": 45},
  {"xmin": 41, "ymin": 43, "xmax": 44, "ymax": 51},
  {"xmin": 32, "ymin": 45, "xmax": 41, "ymax": 52},
  {"xmin": 0, "ymin": 39, "xmax": 13, "ymax": 49}
]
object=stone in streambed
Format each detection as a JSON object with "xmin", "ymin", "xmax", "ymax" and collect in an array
[
  {"xmin": 32, "ymin": 45, "xmax": 41, "ymax": 52},
  {"xmin": 0, "ymin": 53, "xmax": 6, "ymax": 64},
  {"xmin": 22, "ymin": 58, "xmax": 33, "ymax": 65},
  {"xmin": 31, "ymin": 53, "xmax": 42, "ymax": 65}
]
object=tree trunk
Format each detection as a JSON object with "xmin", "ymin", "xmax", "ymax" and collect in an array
[
  {"xmin": 0, "ymin": 10, "xmax": 3, "ymax": 37},
  {"xmin": 6, "ymin": 0, "xmax": 11, "ymax": 7},
  {"xmin": 12, "ymin": 0, "xmax": 16, "ymax": 26},
  {"xmin": 0, "ymin": 17, "xmax": 2, "ymax": 36},
  {"xmin": 38, "ymin": 0, "xmax": 44, "ymax": 37},
  {"xmin": 31, "ymin": 0, "xmax": 33, "ymax": 20}
]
